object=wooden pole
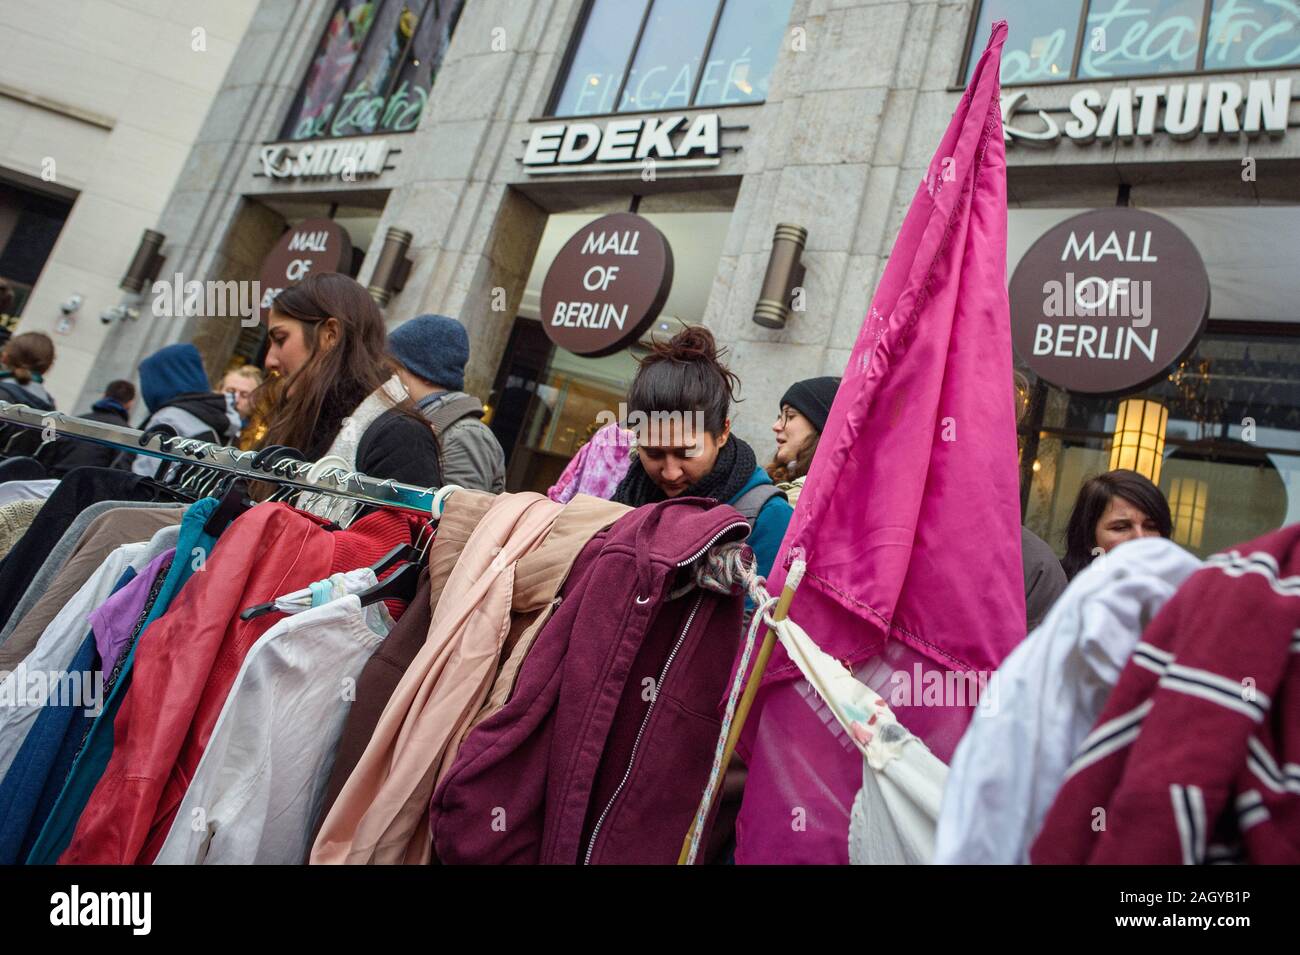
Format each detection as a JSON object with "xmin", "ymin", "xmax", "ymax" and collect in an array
[{"xmin": 678, "ymin": 577, "xmax": 799, "ymax": 865}]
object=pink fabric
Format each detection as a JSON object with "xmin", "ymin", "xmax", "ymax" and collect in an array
[
  {"xmin": 736, "ymin": 23, "xmax": 1024, "ymax": 864},
  {"xmin": 546, "ymin": 423, "xmax": 633, "ymax": 503}
]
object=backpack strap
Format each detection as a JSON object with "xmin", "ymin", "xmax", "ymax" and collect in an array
[
  {"xmin": 731, "ymin": 483, "xmax": 786, "ymax": 526},
  {"xmin": 426, "ymin": 394, "xmax": 485, "ymax": 437}
]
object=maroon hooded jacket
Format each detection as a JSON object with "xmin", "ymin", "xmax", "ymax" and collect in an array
[{"xmin": 429, "ymin": 497, "xmax": 749, "ymax": 864}]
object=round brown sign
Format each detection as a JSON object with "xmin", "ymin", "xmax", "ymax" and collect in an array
[
  {"xmin": 539, "ymin": 213, "xmax": 674, "ymax": 357},
  {"xmin": 1009, "ymin": 208, "xmax": 1210, "ymax": 395},
  {"xmin": 257, "ymin": 218, "xmax": 353, "ymax": 321}
]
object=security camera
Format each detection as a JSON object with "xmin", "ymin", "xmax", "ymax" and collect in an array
[
  {"xmin": 100, "ymin": 303, "xmax": 139, "ymax": 325},
  {"xmin": 60, "ymin": 294, "xmax": 83, "ymax": 315}
]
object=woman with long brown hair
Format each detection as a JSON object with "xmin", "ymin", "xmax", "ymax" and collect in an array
[
  {"xmin": 259, "ymin": 272, "xmax": 441, "ymax": 490},
  {"xmin": 765, "ymin": 376, "xmax": 839, "ymax": 507}
]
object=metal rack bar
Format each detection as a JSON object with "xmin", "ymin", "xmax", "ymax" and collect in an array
[{"xmin": 0, "ymin": 402, "xmax": 439, "ymax": 516}]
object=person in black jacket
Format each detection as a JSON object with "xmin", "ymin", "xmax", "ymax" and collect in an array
[
  {"xmin": 38, "ymin": 379, "xmax": 136, "ymax": 476},
  {"xmin": 260, "ymin": 272, "xmax": 441, "ymax": 489},
  {"xmin": 0, "ymin": 331, "xmax": 57, "ymax": 458}
]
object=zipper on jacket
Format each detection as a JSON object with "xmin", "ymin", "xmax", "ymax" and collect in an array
[
  {"xmin": 583, "ymin": 592, "xmax": 704, "ymax": 865},
  {"xmin": 675, "ymin": 521, "xmax": 750, "ymax": 569}
]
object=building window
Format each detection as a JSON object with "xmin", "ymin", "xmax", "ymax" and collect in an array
[
  {"xmin": 967, "ymin": 0, "xmax": 1300, "ymax": 85},
  {"xmin": 550, "ymin": 0, "xmax": 795, "ymax": 117},
  {"xmin": 280, "ymin": 0, "xmax": 464, "ymax": 142}
]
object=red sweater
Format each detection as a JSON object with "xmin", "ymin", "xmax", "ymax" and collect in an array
[
  {"xmin": 60, "ymin": 503, "xmax": 418, "ymax": 865},
  {"xmin": 1031, "ymin": 523, "xmax": 1300, "ymax": 864}
]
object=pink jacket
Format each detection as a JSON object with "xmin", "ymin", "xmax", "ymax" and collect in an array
[{"xmin": 311, "ymin": 492, "xmax": 566, "ymax": 865}]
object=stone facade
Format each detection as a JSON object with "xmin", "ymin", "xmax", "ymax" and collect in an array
[{"xmin": 73, "ymin": 0, "xmax": 1300, "ymax": 457}]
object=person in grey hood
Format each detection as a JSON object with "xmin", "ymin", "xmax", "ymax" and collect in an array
[
  {"xmin": 387, "ymin": 314, "xmax": 506, "ymax": 493},
  {"xmin": 118, "ymin": 342, "xmax": 241, "ymax": 477}
]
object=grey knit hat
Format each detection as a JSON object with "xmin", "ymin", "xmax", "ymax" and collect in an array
[{"xmin": 388, "ymin": 314, "xmax": 469, "ymax": 391}]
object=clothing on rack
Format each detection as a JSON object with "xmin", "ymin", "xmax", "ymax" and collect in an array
[
  {"xmin": 59, "ymin": 503, "xmax": 422, "ymax": 865},
  {"xmin": 154, "ymin": 590, "xmax": 391, "ymax": 865},
  {"xmin": 547, "ymin": 422, "xmax": 633, "ymax": 504},
  {"xmin": 0, "ymin": 500, "xmax": 182, "ymax": 651},
  {"xmin": 429, "ymin": 497, "xmax": 750, "ymax": 865},
  {"xmin": 0, "ymin": 477, "xmax": 58, "ymax": 506},
  {"xmin": 0, "ymin": 506, "xmax": 183, "ymax": 671},
  {"xmin": 934, "ymin": 537, "xmax": 1202, "ymax": 864},
  {"xmin": 1031, "ymin": 524, "xmax": 1300, "ymax": 864},
  {"xmin": 0, "ymin": 498, "xmax": 43, "ymax": 559}
]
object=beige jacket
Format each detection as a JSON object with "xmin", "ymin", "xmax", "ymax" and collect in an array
[{"xmin": 310, "ymin": 491, "xmax": 626, "ymax": 865}]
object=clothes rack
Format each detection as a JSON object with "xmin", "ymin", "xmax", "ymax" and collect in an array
[{"xmin": 0, "ymin": 402, "xmax": 444, "ymax": 516}]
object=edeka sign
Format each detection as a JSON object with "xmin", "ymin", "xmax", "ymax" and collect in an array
[
  {"xmin": 1001, "ymin": 77, "xmax": 1291, "ymax": 147},
  {"xmin": 540, "ymin": 213, "xmax": 673, "ymax": 357},
  {"xmin": 1009, "ymin": 209, "xmax": 1209, "ymax": 395},
  {"xmin": 523, "ymin": 114, "xmax": 721, "ymax": 174},
  {"xmin": 259, "ymin": 138, "xmax": 392, "ymax": 181},
  {"xmin": 257, "ymin": 219, "xmax": 353, "ymax": 321}
]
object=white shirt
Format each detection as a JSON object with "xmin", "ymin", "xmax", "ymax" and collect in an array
[
  {"xmin": 933, "ymin": 537, "xmax": 1203, "ymax": 864},
  {"xmin": 0, "ymin": 541, "xmax": 144, "ymax": 782},
  {"xmin": 153, "ymin": 593, "xmax": 388, "ymax": 865},
  {"xmin": 0, "ymin": 479, "xmax": 59, "ymax": 507}
]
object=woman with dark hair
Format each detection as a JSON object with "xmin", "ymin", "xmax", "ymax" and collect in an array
[
  {"xmin": 260, "ymin": 272, "xmax": 441, "ymax": 492},
  {"xmin": 0, "ymin": 331, "xmax": 56, "ymax": 458},
  {"xmin": 766, "ymin": 376, "xmax": 839, "ymax": 507},
  {"xmin": 1062, "ymin": 468, "xmax": 1173, "ymax": 579},
  {"xmin": 611, "ymin": 326, "xmax": 794, "ymax": 578}
]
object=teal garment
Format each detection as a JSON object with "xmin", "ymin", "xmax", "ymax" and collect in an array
[
  {"xmin": 728, "ymin": 466, "xmax": 794, "ymax": 580},
  {"xmin": 26, "ymin": 497, "xmax": 221, "ymax": 864},
  {"xmin": 309, "ymin": 578, "xmax": 333, "ymax": 608}
]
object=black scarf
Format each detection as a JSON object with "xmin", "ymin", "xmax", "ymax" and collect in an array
[{"xmin": 613, "ymin": 435, "xmax": 757, "ymax": 507}]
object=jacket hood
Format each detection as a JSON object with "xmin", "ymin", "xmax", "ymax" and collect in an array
[
  {"xmin": 607, "ymin": 495, "xmax": 751, "ymax": 581},
  {"xmin": 0, "ymin": 377, "xmax": 54, "ymax": 410},
  {"xmin": 160, "ymin": 392, "xmax": 240, "ymax": 440},
  {"xmin": 139, "ymin": 343, "xmax": 210, "ymax": 412}
]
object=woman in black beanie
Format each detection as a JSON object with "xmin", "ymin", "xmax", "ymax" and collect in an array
[{"xmin": 765, "ymin": 376, "xmax": 840, "ymax": 506}]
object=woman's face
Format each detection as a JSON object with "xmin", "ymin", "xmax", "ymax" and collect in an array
[
  {"xmin": 637, "ymin": 418, "xmax": 729, "ymax": 497},
  {"xmin": 1094, "ymin": 495, "xmax": 1163, "ymax": 554},
  {"xmin": 772, "ymin": 404, "xmax": 815, "ymax": 466},
  {"xmin": 263, "ymin": 312, "xmax": 314, "ymax": 382}
]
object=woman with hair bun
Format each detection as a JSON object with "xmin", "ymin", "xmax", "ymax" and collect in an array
[{"xmin": 611, "ymin": 326, "xmax": 794, "ymax": 578}]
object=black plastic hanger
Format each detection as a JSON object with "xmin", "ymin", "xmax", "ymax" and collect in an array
[
  {"xmin": 356, "ymin": 560, "xmax": 421, "ymax": 607},
  {"xmin": 202, "ymin": 477, "xmax": 252, "ymax": 537}
]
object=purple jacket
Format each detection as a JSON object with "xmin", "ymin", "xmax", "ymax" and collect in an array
[{"xmin": 429, "ymin": 497, "xmax": 748, "ymax": 864}]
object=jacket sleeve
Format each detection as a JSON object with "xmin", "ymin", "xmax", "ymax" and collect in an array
[
  {"xmin": 439, "ymin": 420, "xmax": 506, "ymax": 494},
  {"xmin": 747, "ymin": 496, "xmax": 794, "ymax": 579},
  {"xmin": 356, "ymin": 410, "xmax": 444, "ymax": 489}
]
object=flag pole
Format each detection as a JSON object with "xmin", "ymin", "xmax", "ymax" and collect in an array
[{"xmin": 678, "ymin": 563, "xmax": 803, "ymax": 864}]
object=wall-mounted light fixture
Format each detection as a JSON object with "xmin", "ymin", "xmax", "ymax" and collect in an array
[
  {"xmin": 120, "ymin": 229, "xmax": 166, "ymax": 293},
  {"xmin": 752, "ymin": 223, "xmax": 808, "ymax": 329},
  {"xmin": 1109, "ymin": 397, "xmax": 1168, "ymax": 485},
  {"xmin": 367, "ymin": 227, "xmax": 414, "ymax": 305}
]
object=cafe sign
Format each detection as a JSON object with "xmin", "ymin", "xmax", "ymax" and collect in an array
[
  {"xmin": 1002, "ymin": 77, "xmax": 1291, "ymax": 147},
  {"xmin": 257, "ymin": 218, "xmax": 353, "ymax": 320},
  {"xmin": 539, "ymin": 213, "xmax": 674, "ymax": 356},
  {"xmin": 1009, "ymin": 209, "xmax": 1210, "ymax": 395},
  {"xmin": 523, "ymin": 114, "xmax": 722, "ymax": 174},
  {"xmin": 258, "ymin": 137, "xmax": 394, "ymax": 181}
]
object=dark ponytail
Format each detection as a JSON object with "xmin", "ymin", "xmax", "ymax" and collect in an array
[{"xmin": 627, "ymin": 326, "xmax": 739, "ymax": 435}]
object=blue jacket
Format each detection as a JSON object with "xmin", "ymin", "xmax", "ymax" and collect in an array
[{"xmin": 728, "ymin": 466, "xmax": 794, "ymax": 580}]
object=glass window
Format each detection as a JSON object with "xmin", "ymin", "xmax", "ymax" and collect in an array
[
  {"xmin": 280, "ymin": 0, "xmax": 463, "ymax": 142},
  {"xmin": 618, "ymin": 0, "xmax": 717, "ymax": 112},
  {"xmin": 550, "ymin": 0, "xmax": 795, "ymax": 117},
  {"xmin": 695, "ymin": 0, "xmax": 792, "ymax": 106},
  {"xmin": 968, "ymin": 0, "xmax": 1082, "ymax": 85},
  {"xmin": 1079, "ymin": 0, "xmax": 1205, "ymax": 78},
  {"xmin": 1022, "ymin": 332, "xmax": 1300, "ymax": 559},
  {"xmin": 552, "ymin": 0, "xmax": 648, "ymax": 117},
  {"xmin": 1205, "ymin": 0, "xmax": 1300, "ymax": 69}
]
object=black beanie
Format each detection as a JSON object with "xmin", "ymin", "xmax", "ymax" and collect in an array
[{"xmin": 779, "ymin": 376, "xmax": 841, "ymax": 433}]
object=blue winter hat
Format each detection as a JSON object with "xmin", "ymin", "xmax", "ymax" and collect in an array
[
  {"xmin": 388, "ymin": 314, "xmax": 469, "ymax": 392},
  {"xmin": 139, "ymin": 343, "xmax": 210, "ymax": 413}
]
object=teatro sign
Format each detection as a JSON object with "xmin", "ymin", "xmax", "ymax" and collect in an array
[
  {"xmin": 1009, "ymin": 209, "xmax": 1210, "ymax": 395},
  {"xmin": 1002, "ymin": 77, "xmax": 1291, "ymax": 147}
]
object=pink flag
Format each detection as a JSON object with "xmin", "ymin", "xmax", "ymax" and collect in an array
[
  {"xmin": 765, "ymin": 21, "xmax": 1023, "ymax": 686},
  {"xmin": 733, "ymin": 22, "xmax": 1023, "ymax": 864}
]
